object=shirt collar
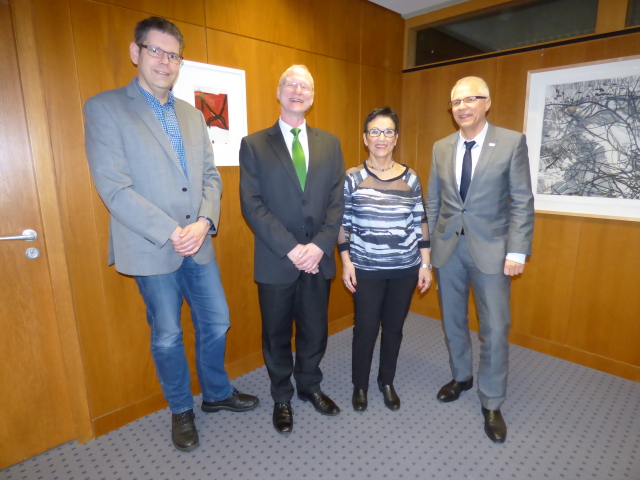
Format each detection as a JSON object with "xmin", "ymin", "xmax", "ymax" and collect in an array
[
  {"xmin": 457, "ymin": 121, "xmax": 489, "ymax": 150},
  {"xmin": 279, "ymin": 117, "xmax": 306, "ymax": 136},
  {"xmin": 135, "ymin": 77, "xmax": 175, "ymax": 106}
]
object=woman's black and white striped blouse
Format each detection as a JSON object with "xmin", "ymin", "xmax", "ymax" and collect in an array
[{"xmin": 338, "ymin": 163, "xmax": 429, "ymax": 276}]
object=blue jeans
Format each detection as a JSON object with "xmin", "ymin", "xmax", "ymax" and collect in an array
[{"xmin": 135, "ymin": 257, "xmax": 234, "ymax": 413}]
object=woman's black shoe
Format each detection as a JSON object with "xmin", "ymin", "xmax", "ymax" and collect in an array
[
  {"xmin": 352, "ymin": 388, "xmax": 368, "ymax": 412},
  {"xmin": 378, "ymin": 381, "xmax": 400, "ymax": 411}
]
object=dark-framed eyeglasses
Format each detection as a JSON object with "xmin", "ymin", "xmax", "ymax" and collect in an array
[
  {"xmin": 448, "ymin": 96, "xmax": 487, "ymax": 108},
  {"xmin": 366, "ymin": 128, "xmax": 397, "ymax": 138},
  {"xmin": 138, "ymin": 44, "xmax": 183, "ymax": 66}
]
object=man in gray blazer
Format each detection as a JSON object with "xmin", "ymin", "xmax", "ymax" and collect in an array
[
  {"xmin": 84, "ymin": 17, "xmax": 258, "ymax": 453},
  {"xmin": 240, "ymin": 65, "xmax": 345, "ymax": 435},
  {"xmin": 426, "ymin": 76, "xmax": 534, "ymax": 443}
]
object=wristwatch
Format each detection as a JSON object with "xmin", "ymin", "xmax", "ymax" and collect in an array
[
  {"xmin": 199, "ymin": 216, "xmax": 214, "ymax": 227},
  {"xmin": 420, "ymin": 263, "xmax": 432, "ymax": 269}
]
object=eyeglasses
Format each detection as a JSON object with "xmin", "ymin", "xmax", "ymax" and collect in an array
[
  {"xmin": 282, "ymin": 81, "xmax": 312, "ymax": 92},
  {"xmin": 138, "ymin": 45, "xmax": 183, "ymax": 65},
  {"xmin": 449, "ymin": 95, "xmax": 487, "ymax": 107},
  {"xmin": 448, "ymin": 96, "xmax": 487, "ymax": 108},
  {"xmin": 366, "ymin": 128, "xmax": 397, "ymax": 138}
]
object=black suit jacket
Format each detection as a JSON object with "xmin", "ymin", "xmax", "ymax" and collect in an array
[{"xmin": 240, "ymin": 121, "xmax": 345, "ymax": 283}]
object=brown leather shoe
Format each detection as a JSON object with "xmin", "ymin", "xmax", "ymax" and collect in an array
[
  {"xmin": 171, "ymin": 409, "xmax": 199, "ymax": 452},
  {"xmin": 437, "ymin": 378, "xmax": 473, "ymax": 402},
  {"xmin": 378, "ymin": 381, "xmax": 400, "ymax": 411},
  {"xmin": 297, "ymin": 391, "xmax": 341, "ymax": 416},
  {"xmin": 273, "ymin": 402, "xmax": 293, "ymax": 435},
  {"xmin": 352, "ymin": 388, "xmax": 368, "ymax": 412},
  {"xmin": 201, "ymin": 389, "xmax": 260, "ymax": 413},
  {"xmin": 482, "ymin": 407, "xmax": 507, "ymax": 443}
]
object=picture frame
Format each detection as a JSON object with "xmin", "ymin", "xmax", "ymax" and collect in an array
[
  {"xmin": 173, "ymin": 60, "xmax": 248, "ymax": 167},
  {"xmin": 524, "ymin": 55, "xmax": 640, "ymax": 221}
]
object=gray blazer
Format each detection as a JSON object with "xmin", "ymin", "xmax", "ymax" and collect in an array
[
  {"xmin": 84, "ymin": 79, "xmax": 221, "ymax": 276},
  {"xmin": 426, "ymin": 123, "xmax": 534, "ymax": 275},
  {"xmin": 239, "ymin": 122, "xmax": 345, "ymax": 284}
]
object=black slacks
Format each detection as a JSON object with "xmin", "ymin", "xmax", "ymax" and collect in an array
[
  {"xmin": 352, "ymin": 272, "xmax": 417, "ymax": 389},
  {"xmin": 258, "ymin": 272, "xmax": 331, "ymax": 403}
]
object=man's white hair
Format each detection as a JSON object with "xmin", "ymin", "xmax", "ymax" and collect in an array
[
  {"xmin": 278, "ymin": 64, "xmax": 314, "ymax": 91},
  {"xmin": 451, "ymin": 76, "xmax": 490, "ymax": 99}
]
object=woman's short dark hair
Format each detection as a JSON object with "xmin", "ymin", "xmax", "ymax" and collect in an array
[
  {"xmin": 134, "ymin": 17, "xmax": 184, "ymax": 54},
  {"xmin": 363, "ymin": 106, "xmax": 399, "ymax": 133}
]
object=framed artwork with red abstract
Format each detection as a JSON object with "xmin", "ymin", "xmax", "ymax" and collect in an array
[{"xmin": 173, "ymin": 60, "xmax": 247, "ymax": 166}]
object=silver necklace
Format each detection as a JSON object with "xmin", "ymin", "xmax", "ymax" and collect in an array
[{"xmin": 367, "ymin": 160, "xmax": 395, "ymax": 172}]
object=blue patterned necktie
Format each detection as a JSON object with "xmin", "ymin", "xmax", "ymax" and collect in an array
[
  {"xmin": 291, "ymin": 128, "xmax": 307, "ymax": 190},
  {"xmin": 460, "ymin": 140, "xmax": 475, "ymax": 202}
]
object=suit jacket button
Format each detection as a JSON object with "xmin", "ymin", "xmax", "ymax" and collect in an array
[
  {"xmin": 182, "ymin": 187, "xmax": 187, "ymax": 192},
  {"xmin": 302, "ymin": 200, "xmax": 307, "ymax": 205},
  {"xmin": 186, "ymin": 215, "xmax": 191, "ymax": 219},
  {"xmin": 462, "ymin": 209, "xmax": 466, "ymax": 213}
]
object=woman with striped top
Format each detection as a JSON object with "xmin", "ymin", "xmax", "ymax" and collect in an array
[{"xmin": 337, "ymin": 106, "xmax": 432, "ymax": 413}]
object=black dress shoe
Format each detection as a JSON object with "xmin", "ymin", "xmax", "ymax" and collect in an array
[
  {"xmin": 201, "ymin": 388, "xmax": 260, "ymax": 412},
  {"xmin": 437, "ymin": 377, "xmax": 473, "ymax": 402},
  {"xmin": 482, "ymin": 407, "xmax": 507, "ymax": 443},
  {"xmin": 273, "ymin": 402, "xmax": 293, "ymax": 435},
  {"xmin": 171, "ymin": 409, "xmax": 199, "ymax": 452},
  {"xmin": 377, "ymin": 381, "xmax": 400, "ymax": 411},
  {"xmin": 297, "ymin": 391, "xmax": 341, "ymax": 416},
  {"xmin": 352, "ymin": 388, "xmax": 368, "ymax": 412}
]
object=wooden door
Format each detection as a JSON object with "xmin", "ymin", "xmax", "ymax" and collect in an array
[{"xmin": 0, "ymin": 0, "xmax": 76, "ymax": 468}]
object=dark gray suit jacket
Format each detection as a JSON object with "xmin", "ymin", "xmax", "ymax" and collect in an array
[
  {"xmin": 426, "ymin": 123, "xmax": 534, "ymax": 275},
  {"xmin": 84, "ymin": 79, "xmax": 221, "ymax": 276},
  {"xmin": 239, "ymin": 122, "xmax": 345, "ymax": 283}
]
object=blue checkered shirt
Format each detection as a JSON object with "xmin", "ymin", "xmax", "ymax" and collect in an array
[{"xmin": 136, "ymin": 78, "xmax": 187, "ymax": 178}]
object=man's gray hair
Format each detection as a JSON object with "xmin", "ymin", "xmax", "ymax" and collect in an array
[
  {"xmin": 278, "ymin": 64, "xmax": 314, "ymax": 90},
  {"xmin": 451, "ymin": 76, "xmax": 490, "ymax": 99}
]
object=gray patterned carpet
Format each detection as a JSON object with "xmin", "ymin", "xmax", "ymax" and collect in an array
[{"xmin": 3, "ymin": 313, "xmax": 639, "ymax": 480}]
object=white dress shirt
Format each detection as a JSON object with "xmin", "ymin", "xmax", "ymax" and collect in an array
[
  {"xmin": 455, "ymin": 121, "xmax": 488, "ymax": 190},
  {"xmin": 456, "ymin": 122, "xmax": 525, "ymax": 265},
  {"xmin": 279, "ymin": 117, "xmax": 309, "ymax": 172}
]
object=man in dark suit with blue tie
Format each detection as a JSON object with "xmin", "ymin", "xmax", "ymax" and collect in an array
[
  {"xmin": 426, "ymin": 76, "xmax": 534, "ymax": 443},
  {"xmin": 85, "ymin": 17, "xmax": 258, "ymax": 452},
  {"xmin": 239, "ymin": 65, "xmax": 345, "ymax": 435}
]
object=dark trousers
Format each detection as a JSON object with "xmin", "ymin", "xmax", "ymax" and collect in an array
[
  {"xmin": 351, "ymin": 273, "xmax": 417, "ymax": 390},
  {"xmin": 258, "ymin": 272, "xmax": 331, "ymax": 403}
]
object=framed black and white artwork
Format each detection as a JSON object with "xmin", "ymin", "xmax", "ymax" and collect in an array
[{"xmin": 524, "ymin": 56, "xmax": 640, "ymax": 221}]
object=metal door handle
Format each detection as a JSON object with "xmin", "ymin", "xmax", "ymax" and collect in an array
[{"xmin": 0, "ymin": 229, "xmax": 37, "ymax": 241}]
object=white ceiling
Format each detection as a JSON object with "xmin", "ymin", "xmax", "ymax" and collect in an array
[{"xmin": 368, "ymin": 0, "xmax": 471, "ymax": 18}]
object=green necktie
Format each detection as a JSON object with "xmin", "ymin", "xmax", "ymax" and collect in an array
[{"xmin": 290, "ymin": 127, "xmax": 307, "ymax": 190}]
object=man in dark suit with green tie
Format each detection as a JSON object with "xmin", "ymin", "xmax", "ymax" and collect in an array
[{"xmin": 239, "ymin": 65, "xmax": 345, "ymax": 435}]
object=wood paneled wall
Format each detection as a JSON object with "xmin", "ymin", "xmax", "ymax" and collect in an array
[
  {"xmin": 403, "ymin": 33, "xmax": 640, "ymax": 382},
  {"xmin": 28, "ymin": 0, "xmax": 404, "ymax": 438}
]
